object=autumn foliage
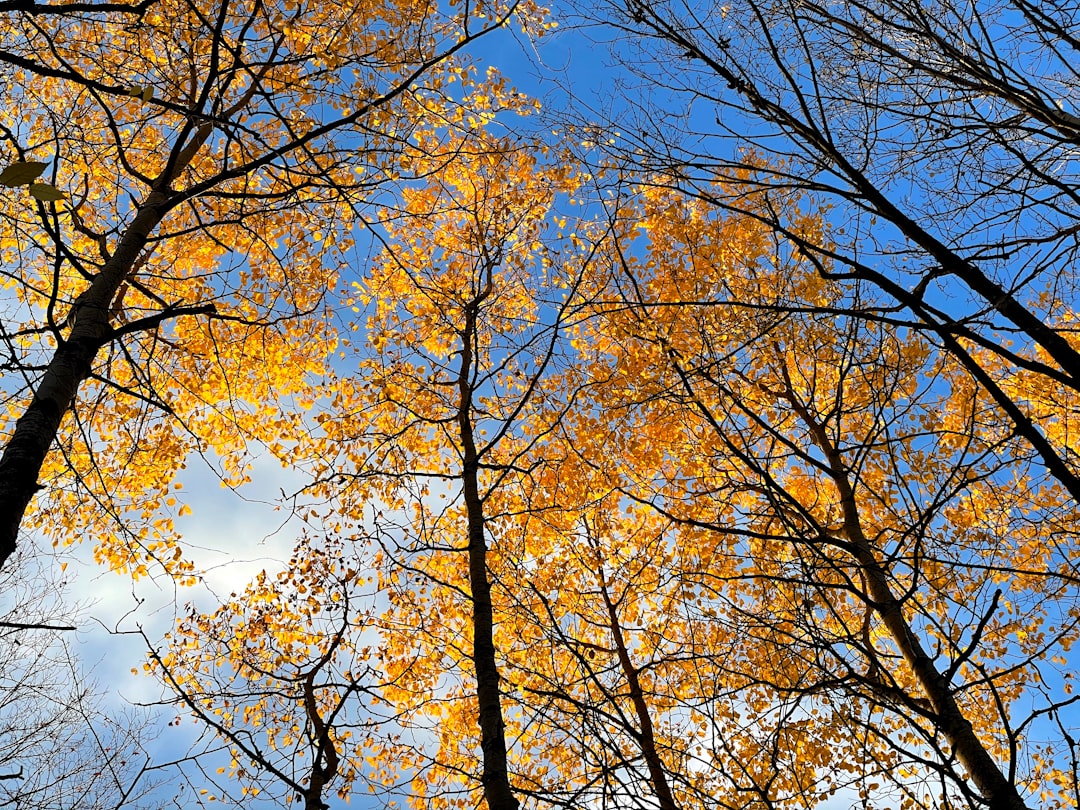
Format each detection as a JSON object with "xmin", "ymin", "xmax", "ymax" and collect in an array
[{"xmin": 1, "ymin": 1, "xmax": 1079, "ymax": 809}]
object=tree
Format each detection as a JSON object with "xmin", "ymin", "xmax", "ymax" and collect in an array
[
  {"xmin": 531, "ymin": 3, "xmax": 1080, "ymax": 807},
  {"xmin": 154, "ymin": 126, "xmax": 593, "ymax": 809},
  {"xmin": 0, "ymin": 548, "xmax": 163, "ymax": 809},
  {"xmin": 147, "ymin": 114, "xmax": 1080, "ymax": 810},
  {"xmin": 345, "ymin": 170, "xmax": 1076, "ymax": 810},
  {"xmin": 571, "ymin": 0, "xmax": 1080, "ymax": 503},
  {"xmin": 148, "ymin": 533, "xmax": 383, "ymax": 810},
  {"xmin": 26, "ymin": 2, "xmax": 1080, "ymax": 808},
  {"xmin": 342, "ymin": 129, "xmax": 588, "ymax": 810},
  {"xmin": 551, "ymin": 179, "xmax": 1080, "ymax": 809},
  {"xmin": 0, "ymin": 0, "xmax": 544, "ymax": 575}
]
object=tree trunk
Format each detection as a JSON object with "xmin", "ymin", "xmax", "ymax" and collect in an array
[
  {"xmin": 795, "ymin": 398, "xmax": 1031, "ymax": 810},
  {"xmin": 456, "ymin": 294, "xmax": 519, "ymax": 810},
  {"xmin": 0, "ymin": 190, "xmax": 170, "ymax": 569}
]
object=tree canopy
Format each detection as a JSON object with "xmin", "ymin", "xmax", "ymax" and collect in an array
[{"xmin": 1, "ymin": 0, "xmax": 1079, "ymax": 809}]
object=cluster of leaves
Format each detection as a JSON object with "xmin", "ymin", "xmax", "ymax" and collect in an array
[
  {"xmin": 2, "ymin": 0, "xmax": 1080, "ymax": 809},
  {"xmin": 0, "ymin": 0, "xmax": 546, "ymax": 576},
  {"xmin": 152, "ymin": 135, "xmax": 1080, "ymax": 810}
]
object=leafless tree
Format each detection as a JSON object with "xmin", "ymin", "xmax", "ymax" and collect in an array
[{"xmin": 0, "ymin": 549, "xmax": 162, "ymax": 809}]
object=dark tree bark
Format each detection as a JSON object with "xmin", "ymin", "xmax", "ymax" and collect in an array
[
  {"xmin": 0, "ymin": 190, "xmax": 170, "ymax": 569},
  {"xmin": 456, "ymin": 281, "xmax": 520, "ymax": 810}
]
